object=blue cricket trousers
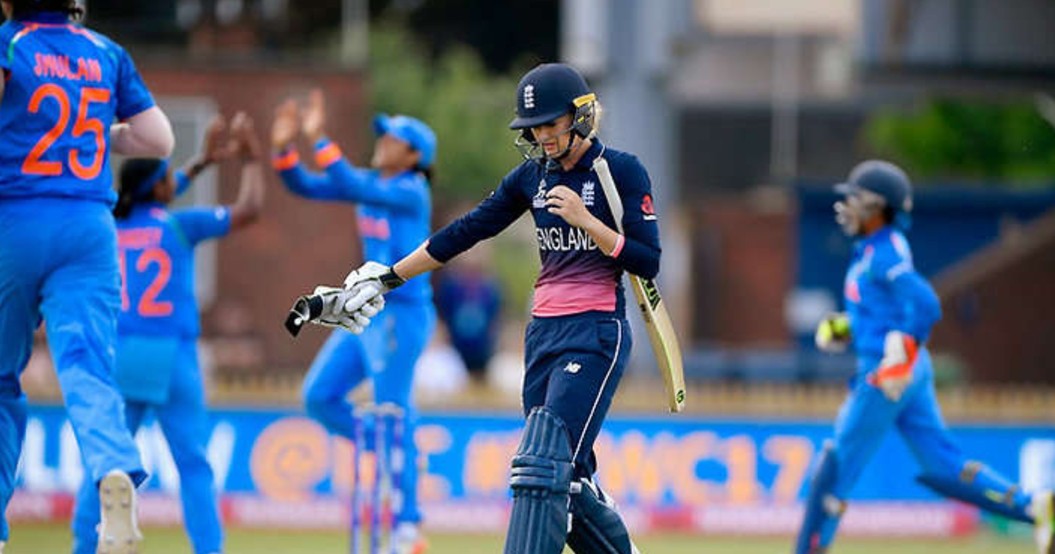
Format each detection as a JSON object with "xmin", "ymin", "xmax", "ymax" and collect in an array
[
  {"xmin": 71, "ymin": 338, "xmax": 221, "ymax": 554},
  {"xmin": 0, "ymin": 198, "xmax": 144, "ymax": 542}
]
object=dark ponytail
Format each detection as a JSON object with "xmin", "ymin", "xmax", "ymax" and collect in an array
[
  {"xmin": 114, "ymin": 158, "xmax": 165, "ymax": 219},
  {"xmin": 9, "ymin": 0, "xmax": 84, "ymax": 20},
  {"xmin": 418, "ymin": 165, "xmax": 434, "ymax": 187}
]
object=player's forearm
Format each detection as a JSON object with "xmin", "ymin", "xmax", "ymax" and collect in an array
[
  {"xmin": 272, "ymin": 151, "xmax": 344, "ymax": 201},
  {"xmin": 583, "ymin": 216, "xmax": 661, "ymax": 279},
  {"xmin": 393, "ymin": 242, "xmax": 444, "ymax": 281},
  {"xmin": 229, "ymin": 162, "xmax": 265, "ymax": 230},
  {"xmin": 110, "ymin": 106, "xmax": 175, "ymax": 157},
  {"xmin": 580, "ymin": 216, "xmax": 622, "ymax": 256},
  {"xmin": 315, "ymin": 139, "xmax": 420, "ymax": 212},
  {"xmin": 180, "ymin": 155, "xmax": 212, "ymax": 181}
]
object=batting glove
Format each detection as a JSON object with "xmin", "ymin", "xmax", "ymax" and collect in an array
[
  {"xmin": 310, "ymin": 286, "xmax": 385, "ymax": 334},
  {"xmin": 867, "ymin": 330, "xmax": 918, "ymax": 402},
  {"xmin": 341, "ymin": 261, "xmax": 406, "ymax": 306},
  {"xmin": 814, "ymin": 312, "xmax": 852, "ymax": 354}
]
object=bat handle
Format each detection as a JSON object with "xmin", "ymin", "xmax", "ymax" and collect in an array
[{"xmin": 283, "ymin": 294, "xmax": 325, "ymax": 337}]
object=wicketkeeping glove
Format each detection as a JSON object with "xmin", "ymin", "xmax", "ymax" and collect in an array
[
  {"xmin": 867, "ymin": 330, "xmax": 918, "ymax": 402},
  {"xmin": 814, "ymin": 312, "xmax": 851, "ymax": 354}
]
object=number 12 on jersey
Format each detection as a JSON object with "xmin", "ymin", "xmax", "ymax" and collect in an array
[{"xmin": 119, "ymin": 247, "xmax": 174, "ymax": 317}]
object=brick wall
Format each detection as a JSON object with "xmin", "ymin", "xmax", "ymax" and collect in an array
[
  {"xmin": 142, "ymin": 64, "xmax": 369, "ymax": 374},
  {"xmin": 932, "ymin": 211, "xmax": 1055, "ymax": 383},
  {"xmin": 688, "ymin": 192, "xmax": 794, "ymax": 346}
]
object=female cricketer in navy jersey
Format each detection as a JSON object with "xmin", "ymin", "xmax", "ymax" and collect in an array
[
  {"xmin": 795, "ymin": 161, "xmax": 1055, "ymax": 554},
  {"xmin": 304, "ymin": 63, "xmax": 659, "ymax": 554},
  {"xmin": 271, "ymin": 91, "xmax": 436, "ymax": 554},
  {"xmin": 0, "ymin": 1, "xmax": 174, "ymax": 552},
  {"xmin": 71, "ymin": 113, "xmax": 264, "ymax": 554}
]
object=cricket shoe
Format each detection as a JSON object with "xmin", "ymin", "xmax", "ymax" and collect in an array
[
  {"xmin": 97, "ymin": 470, "xmax": 142, "ymax": 554},
  {"xmin": 0, "ymin": 540, "xmax": 5, "ymax": 553},
  {"xmin": 393, "ymin": 522, "xmax": 428, "ymax": 554},
  {"xmin": 1033, "ymin": 490, "xmax": 1055, "ymax": 554}
]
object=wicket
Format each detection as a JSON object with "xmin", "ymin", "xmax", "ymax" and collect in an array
[{"xmin": 351, "ymin": 403, "xmax": 406, "ymax": 554}]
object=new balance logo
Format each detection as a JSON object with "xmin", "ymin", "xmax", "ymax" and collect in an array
[
  {"xmin": 564, "ymin": 361, "xmax": 582, "ymax": 374},
  {"xmin": 523, "ymin": 84, "xmax": 536, "ymax": 109}
]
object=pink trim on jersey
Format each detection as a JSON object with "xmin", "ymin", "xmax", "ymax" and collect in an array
[
  {"xmin": 608, "ymin": 234, "xmax": 625, "ymax": 258},
  {"xmin": 531, "ymin": 281, "xmax": 617, "ymax": 317}
]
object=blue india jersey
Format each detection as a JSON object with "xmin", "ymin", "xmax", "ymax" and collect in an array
[
  {"xmin": 0, "ymin": 12, "xmax": 155, "ymax": 204},
  {"xmin": 843, "ymin": 226, "xmax": 941, "ymax": 362},
  {"xmin": 274, "ymin": 140, "xmax": 433, "ymax": 304},
  {"xmin": 116, "ymin": 202, "xmax": 230, "ymax": 338}
]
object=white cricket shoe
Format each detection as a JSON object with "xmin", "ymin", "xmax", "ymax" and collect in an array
[
  {"xmin": 393, "ymin": 522, "xmax": 428, "ymax": 554},
  {"xmin": 1, "ymin": 539, "xmax": 5, "ymax": 553},
  {"xmin": 1033, "ymin": 490, "xmax": 1055, "ymax": 554},
  {"xmin": 96, "ymin": 470, "xmax": 142, "ymax": 554}
]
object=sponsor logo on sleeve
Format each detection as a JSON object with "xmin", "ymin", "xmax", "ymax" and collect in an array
[{"xmin": 641, "ymin": 194, "xmax": 657, "ymax": 221}]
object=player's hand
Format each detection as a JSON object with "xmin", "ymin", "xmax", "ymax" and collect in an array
[
  {"xmin": 308, "ymin": 286, "xmax": 385, "ymax": 334},
  {"xmin": 868, "ymin": 331, "xmax": 918, "ymax": 402},
  {"xmin": 815, "ymin": 312, "xmax": 851, "ymax": 354},
  {"xmin": 302, "ymin": 89, "xmax": 327, "ymax": 144},
  {"xmin": 229, "ymin": 112, "xmax": 262, "ymax": 161},
  {"xmin": 545, "ymin": 185, "xmax": 594, "ymax": 229},
  {"xmin": 343, "ymin": 261, "xmax": 407, "ymax": 296},
  {"xmin": 201, "ymin": 114, "xmax": 234, "ymax": 164},
  {"xmin": 271, "ymin": 99, "xmax": 301, "ymax": 150}
]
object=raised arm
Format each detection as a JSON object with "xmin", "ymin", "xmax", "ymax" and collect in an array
[
  {"xmin": 313, "ymin": 139, "xmax": 427, "ymax": 213},
  {"xmin": 172, "ymin": 114, "xmax": 235, "ymax": 196},
  {"xmin": 227, "ymin": 112, "xmax": 265, "ymax": 231},
  {"xmin": 270, "ymin": 99, "xmax": 352, "ymax": 200},
  {"xmin": 301, "ymin": 90, "xmax": 425, "ymax": 213}
]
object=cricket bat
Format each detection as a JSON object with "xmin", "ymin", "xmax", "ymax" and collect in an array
[{"xmin": 593, "ymin": 156, "xmax": 687, "ymax": 413}]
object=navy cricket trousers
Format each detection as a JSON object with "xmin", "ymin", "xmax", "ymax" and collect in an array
[{"xmin": 522, "ymin": 312, "xmax": 632, "ymax": 479}]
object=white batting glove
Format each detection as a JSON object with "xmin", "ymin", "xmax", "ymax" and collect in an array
[
  {"xmin": 340, "ymin": 261, "xmax": 406, "ymax": 311},
  {"xmin": 310, "ymin": 286, "xmax": 373, "ymax": 333}
]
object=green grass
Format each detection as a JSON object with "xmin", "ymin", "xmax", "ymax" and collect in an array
[{"xmin": 6, "ymin": 523, "xmax": 1037, "ymax": 553}]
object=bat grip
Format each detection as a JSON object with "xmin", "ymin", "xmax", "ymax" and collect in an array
[{"xmin": 283, "ymin": 294, "xmax": 325, "ymax": 337}]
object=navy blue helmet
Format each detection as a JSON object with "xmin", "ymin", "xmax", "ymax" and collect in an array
[
  {"xmin": 510, "ymin": 63, "xmax": 596, "ymax": 134},
  {"xmin": 836, "ymin": 160, "xmax": 913, "ymax": 215},
  {"xmin": 510, "ymin": 63, "xmax": 598, "ymax": 163}
]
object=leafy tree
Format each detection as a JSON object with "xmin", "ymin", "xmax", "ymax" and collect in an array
[
  {"xmin": 864, "ymin": 98, "xmax": 1055, "ymax": 186},
  {"xmin": 369, "ymin": 23, "xmax": 525, "ymax": 200},
  {"xmin": 369, "ymin": 23, "xmax": 538, "ymax": 311}
]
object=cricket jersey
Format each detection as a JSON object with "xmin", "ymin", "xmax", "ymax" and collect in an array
[
  {"xmin": 0, "ymin": 12, "xmax": 155, "ymax": 205},
  {"xmin": 843, "ymin": 226, "xmax": 942, "ymax": 361},
  {"xmin": 116, "ymin": 202, "xmax": 231, "ymax": 338},
  {"xmin": 428, "ymin": 140, "xmax": 661, "ymax": 318},
  {"xmin": 273, "ymin": 139, "xmax": 432, "ymax": 304}
]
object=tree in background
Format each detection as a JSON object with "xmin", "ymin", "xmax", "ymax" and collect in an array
[
  {"xmin": 370, "ymin": 23, "xmax": 524, "ymax": 199},
  {"xmin": 370, "ymin": 23, "xmax": 538, "ymax": 315},
  {"xmin": 864, "ymin": 98, "xmax": 1055, "ymax": 186}
]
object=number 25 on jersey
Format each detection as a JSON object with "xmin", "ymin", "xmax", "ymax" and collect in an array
[{"xmin": 22, "ymin": 84, "xmax": 110, "ymax": 180}]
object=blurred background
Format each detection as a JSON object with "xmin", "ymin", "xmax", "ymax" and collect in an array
[{"xmin": 12, "ymin": 0, "xmax": 1055, "ymax": 550}]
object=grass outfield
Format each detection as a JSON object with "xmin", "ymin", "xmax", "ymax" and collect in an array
[{"xmin": 4, "ymin": 523, "xmax": 1038, "ymax": 553}]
